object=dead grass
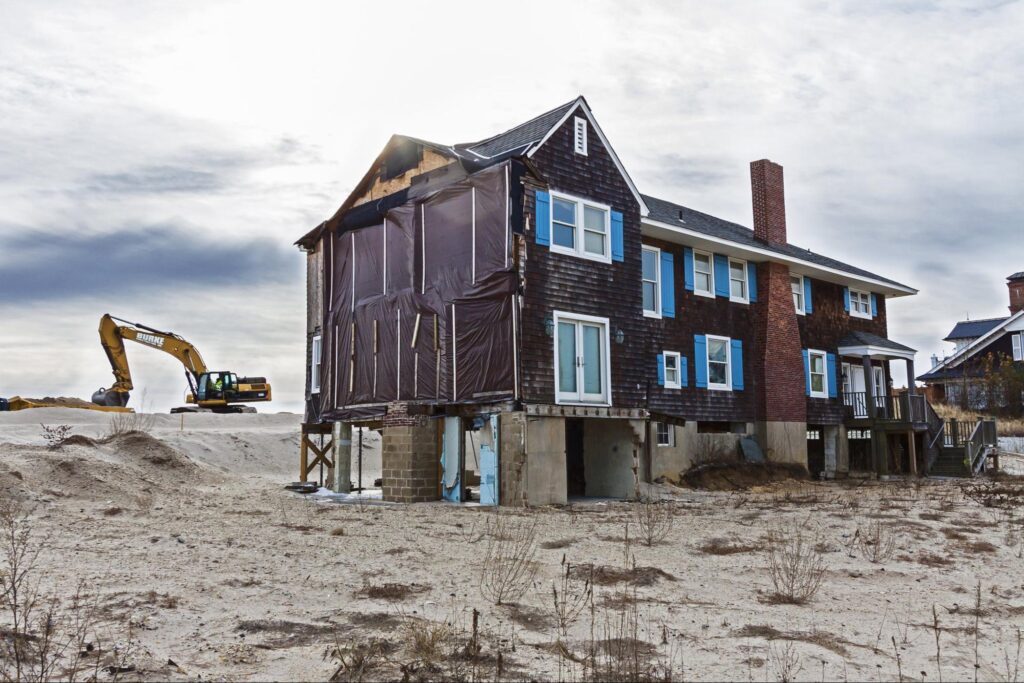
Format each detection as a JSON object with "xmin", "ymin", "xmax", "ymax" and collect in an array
[
  {"xmin": 918, "ymin": 552, "xmax": 954, "ymax": 567},
  {"xmin": 568, "ymin": 563, "xmax": 675, "ymax": 587},
  {"xmin": 698, "ymin": 536, "xmax": 763, "ymax": 555},
  {"xmin": 354, "ymin": 582, "xmax": 429, "ymax": 601},
  {"xmin": 733, "ymin": 624, "xmax": 850, "ymax": 657},
  {"xmin": 540, "ymin": 538, "xmax": 576, "ymax": 550},
  {"xmin": 235, "ymin": 619, "xmax": 339, "ymax": 649},
  {"xmin": 932, "ymin": 403, "xmax": 1024, "ymax": 436},
  {"xmin": 763, "ymin": 526, "xmax": 826, "ymax": 605}
]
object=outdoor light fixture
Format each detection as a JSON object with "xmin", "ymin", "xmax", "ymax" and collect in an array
[
  {"xmin": 545, "ymin": 315, "xmax": 554, "ymax": 337},
  {"xmin": 615, "ymin": 328, "xmax": 625, "ymax": 344}
]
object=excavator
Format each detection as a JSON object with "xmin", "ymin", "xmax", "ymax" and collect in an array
[{"xmin": 91, "ymin": 314, "xmax": 272, "ymax": 413}]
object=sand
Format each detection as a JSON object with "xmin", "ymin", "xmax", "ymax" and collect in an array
[{"xmin": 1, "ymin": 409, "xmax": 1023, "ymax": 681}]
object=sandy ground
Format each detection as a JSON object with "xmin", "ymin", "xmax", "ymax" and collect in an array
[{"xmin": 2, "ymin": 409, "xmax": 1024, "ymax": 681}]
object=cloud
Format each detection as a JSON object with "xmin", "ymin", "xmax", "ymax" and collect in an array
[{"xmin": 0, "ymin": 224, "xmax": 300, "ymax": 303}]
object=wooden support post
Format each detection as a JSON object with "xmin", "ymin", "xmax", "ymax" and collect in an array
[
  {"xmin": 299, "ymin": 435, "xmax": 309, "ymax": 483},
  {"xmin": 907, "ymin": 429, "xmax": 918, "ymax": 475},
  {"xmin": 333, "ymin": 422, "xmax": 352, "ymax": 493}
]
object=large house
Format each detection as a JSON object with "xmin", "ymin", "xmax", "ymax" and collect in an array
[
  {"xmin": 296, "ymin": 97, "xmax": 936, "ymax": 505},
  {"xmin": 919, "ymin": 273, "xmax": 1024, "ymax": 412}
]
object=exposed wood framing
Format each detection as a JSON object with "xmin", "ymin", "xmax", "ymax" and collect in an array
[{"xmin": 352, "ymin": 148, "xmax": 454, "ymax": 207}]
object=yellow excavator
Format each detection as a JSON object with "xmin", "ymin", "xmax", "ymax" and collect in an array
[{"xmin": 91, "ymin": 314, "xmax": 272, "ymax": 413}]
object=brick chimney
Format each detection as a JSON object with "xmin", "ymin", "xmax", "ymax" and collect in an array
[
  {"xmin": 750, "ymin": 159, "xmax": 787, "ymax": 246},
  {"xmin": 1009, "ymin": 272, "xmax": 1024, "ymax": 315}
]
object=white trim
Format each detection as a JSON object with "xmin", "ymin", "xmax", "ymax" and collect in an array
[
  {"xmin": 333, "ymin": 323, "xmax": 339, "ymax": 407},
  {"xmin": 527, "ymin": 98, "xmax": 651, "ymax": 217},
  {"xmin": 420, "ymin": 203, "xmax": 426, "ymax": 294},
  {"xmin": 926, "ymin": 309, "xmax": 1024, "ymax": 375},
  {"xmin": 311, "ymin": 334, "xmax": 322, "ymax": 394},
  {"xmin": 350, "ymin": 233, "xmax": 356, "ymax": 312},
  {"xmin": 692, "ymin": 249, "xmax": 715, "ymax": 298},
  {"xmin": 574, "ymin": 116, "xmax": 588, "ymax": 155},
  {"xmin": 471, "ymin": 186, "xmax": 477, "ymax": 284},
  {"xmin": 512, "ymin": 294, "xmax": 519, "ymax": 400},
  {"xmin": 706, "ymin": 334, "xmax": 732, "ymax": 392},
  {"xmin": 807, "ymin": 348, "xmax": 828, "ymax": 399},
  {"xmin": 382, "ymin": 218, "xmax": 388, "ymax": 293},
  {"xmin": 727, "ymin": 257, "xmax": 749, "ymax": 304},
  {"xmin": 548, "ymin": 190, "xmax": 612, "ymax": 264},
  {"xmin": 642, "ymin": 217, "xmax": 917, "ymax": 297},
  {"xmin": 451, "ymin": 304, "xmax": 457, "ymax": 400},
  {"xmin": 642, "ymin": 245, "xmax": 661, "ymax": 318},
  {"xmin": 848, "ymin": 287, "xmax": 872, "ymax": 320},
  {"xmin": 838, "ymin": 344, "xmax": 916, "ymax": 362},
  {"xmin": 1013, "ymin": 332, "xmax": 1023, "ymax": 362},
  {"xmin": 791, "ymin": 274, "xmax": 806, "ymax": 316},
  {"xmin": 553, "ymin": 310, "xmax": 612, "ymax": 406},
  {"xmin": 504, "ymin": 164, "xmax": 510, "ymax": 269},
  {"xmin": 663, "ymin": 351, "xmax": 681, "ymax": 389}
]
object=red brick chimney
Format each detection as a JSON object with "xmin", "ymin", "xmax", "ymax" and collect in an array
[
  {"xmin": 750, "ymin": 159, "xmax": 786, "ymax": 246},
  {"xmin": 1009, "ymin": 272, "xmax": 1024, "ymax": 315}
]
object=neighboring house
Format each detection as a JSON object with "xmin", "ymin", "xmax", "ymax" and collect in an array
[
  {"xmin": 296, "ymin": 97, "xmax": 930, "ymax": 505},
  {"xmin": 918, "ymin": 273, "xmax": 1024, "ymax": 412}
]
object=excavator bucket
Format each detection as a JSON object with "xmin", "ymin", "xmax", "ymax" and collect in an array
[{"xmin": 91, "ymin": 387, "xmax": 130, "ymax": 407}]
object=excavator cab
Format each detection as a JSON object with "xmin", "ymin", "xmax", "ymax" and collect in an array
[{"xmin": 195, "ymin": 372, "xmax": 236, "ymax": 401}]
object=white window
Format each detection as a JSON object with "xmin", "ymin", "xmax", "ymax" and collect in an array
[
  {"xmin": 808, "ymin": 349, "xmax": 828, "ymax": 398},
  {"xmin": 663, "ymin": 351, "xmax": 681, "ymax": 389},
  {"xmin": 549, "ymin": 192, "xmax": 610, "ymax": 263},
  {"xmin": 311, "ymin": 334, "xmax": 322, "ymax": 394},
  {"xmin": 728, "ymin": 258, "xmax": 748, "ymax": 303},
  {"xmin": 791, "ymin": 275, "xmax": 805, "ymax": 315},
  {"xmin": 849, "ymin": 288, "xmax": 872, "ymax": 319},
  {"xmin": 554, "ymin": 311, "xmax": 610, "ymax": 405},
  {"xmin": 706, "ymin": 335, "xmax": 732, "ymax": 391},
  {"xmin": 574, "ymin": 116, "xmax": 588, "ymax": 155},
  {"xmin": 693, "ymin": 250, "xmax": 714, "ymax": 297},
  {"xmin": 1013, "ymin": 332, "xmax": 1023, "ymax": 362},
  {"xmin": 656, "ymin": 422, "xmax": 674, "ymax": 447},
  {"xmin": 642, "ymin": 246, "xmax": 660, "ymax": 317}
]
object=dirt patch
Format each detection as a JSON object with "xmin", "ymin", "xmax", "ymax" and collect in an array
[
  {"xmin": 733, "ymin": 624, "xmax": 851, "ymax": 657},
  {"xmin": 235, "ymin": 619, "xmax": 342, "ymax": 649},
  {"xmin": 348, "ymin": 612, "xmax": 402, "ymax": 629},
  {"xmin": 110, "ymin": 432, "xmax": 196, "ymax": 470},
  {"xmin": 918, "ymin": 552, "xmax": 954, "ymax": 567},
  {"xmin": 355, "ymin": 582, "xmax": 430, "ymax": 601},
  {"xmin": 502, "ymin": 604, "xmax": 558, "ymax": 632},
  {"xmin": 540, "ymin": 538, "xmax": 576, "ymax": 550},
  {"xmin": 681, "ymin": 463, "xmax": 808, "ymax": 491},
  {"xmin": 570, "ymin": 564, "xmax": 675, "ymax": 587},
  {"xmin": 60, "ymin": 434, "xmax": 99, "ymax": 447},
  {"xmin": 698, "ymin": 536, "xmax": 763, "ymax": 555},
  {"xmin": 21, "ymin": 396, "xmax": 99, "ymax": 409}
]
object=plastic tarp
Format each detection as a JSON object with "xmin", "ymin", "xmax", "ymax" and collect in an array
[{"xmin": 314, "ymin": 162, "xmax": 515, "ymax": 422}]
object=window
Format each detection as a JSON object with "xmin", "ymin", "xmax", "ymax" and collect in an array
[
  {"xmin": 808, "ymin": 349, "xmax": 828, "ymax": 398},
  {"xmin": 549, "ymin": 192, "xmax": 610, "ymax": 262},
  {"xmin": 693, "ymin": 250, "xmax": 714, "ymax": 297},
  {"xmin": 656, "ymin": 422, "xmax": 674, "ymax": 447},
  {"xmin": 663, "ymin": 351, "xmax": 681, "ymax": 389},
  {"xmin": 574, "ymin": 116, "xmax": 588, "ymax": 155},
  {"xmin": 849, "ymin": 288, "xmax": 872, "ymax": 319},
  {"xmin": 642, "ymin": 246, "xmax": 660, "ymax": 317},
  {"xmin": 791, "ymin": 275, "xmax": 805, "ymax": 315},
  {"xmin": 728, "ymin": 258, "xmax": 748, "ymax": 303},
  {"xmin": 311, "ymin": 334, "xmax": 322, "ymax": 394},
  {"xmin": 806, "ymin": 428, "xmax": 821, "ymax": 441},
  {"xmin": 706, "ymin": 335, "xmax": 731, "ymax": 391},
  {"xmin": 1013, "ymin": 332, "xmax": 1023, "ymax": 362},
  {"xmin": 554, "ymin": 312, "xmax": 610, "ymax": 404}
]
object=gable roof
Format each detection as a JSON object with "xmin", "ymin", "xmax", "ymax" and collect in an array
[
  {"xmin": 838, "ymin": 331, "xmax": 916, "ymax": 354},
  {"xmin": 455, "ymin": 100, "xmax": 578, "ymax": 160},
  {"xmin": 918, "ymin": 308, "xmax": 1024, "ymax": 381},
  {"xmin": 643, "ymin": 194, "xmax": 915, "ymax": 294},
  {"xmin": 944, "ymin": 317, "xmax": 1007, "ymax": 341}
]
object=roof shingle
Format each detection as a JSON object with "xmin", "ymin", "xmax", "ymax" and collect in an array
[{"xmin": 943, "ymin": 317, "xmax": 1007, "ymax": 341}]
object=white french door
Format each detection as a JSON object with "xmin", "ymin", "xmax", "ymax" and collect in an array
[{"xmin": 554, "ymin": 312, "xmax": 610, "ymax": 405}]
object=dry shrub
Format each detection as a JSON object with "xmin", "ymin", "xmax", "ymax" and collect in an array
[
  {"xmin": 699, "ymin": 536, "xmax": 762, "ymax": 555},
  {"xmin": 551, "ymin": 556, "xmax": 592, "ymax": 637},
  {"xmin": 354, "ymin": 582, "xmax": 429, "ymax": 602},
  {"xmin": 631, "ymin": 498, "xmax": 673, "ymax": 547},
  {"xmin": 325, "ymin": 637, "xmax": 390, "ymax": 682},
  {"xmin": 39, "ymin": 424, "xmax": 73, "ymax": 450},
  {"xmin": 104, "ymin": 410, "xmax": 155, "ymax": 440},
  {"xmin": 769, "ymin": 641, "xmax": 803, "ymax": 683},
  {"xmin": 691, "ymin": 434, "xmax": 738, "ymax": 467},
  {"xmin": 479, "ymin": 515, "xmax": 538, "ymax": 605},
  {"xmin": 763, "ymin": 526, "xmax": 826, "ymax": 605},
  {"xmin": 960, "ymin": 540, "xmax": 998, "ymax": 554},
  {"xmin": 855, "ymin": 521, "xmax": 897, "ymax": 564},
  {"xmin": 578, "ymin": 588, "xmax": 679, "ymax": 683},
  {"xmin": 569, "ymin": 564, "xmax": 675, "ymax": 587}
]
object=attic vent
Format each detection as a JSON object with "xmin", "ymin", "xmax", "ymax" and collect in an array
[{"xmin": 574, "ymin": 116, "xmax": 588, "ymax": 156}]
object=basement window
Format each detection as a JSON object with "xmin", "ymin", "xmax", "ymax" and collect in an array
[
  {"xmin": 311, "ymin": 334, "xmax": 322, "ymax": 394},
  {"xmin": 656, "ymin": 422, "xmax": 674, "ymax": 447},
  {"xmin": 574, "ymin": 116, "xmax": 588, "ymax": 155}
]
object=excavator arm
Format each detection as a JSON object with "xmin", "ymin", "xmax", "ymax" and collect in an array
[{"xmin": 92, "ymin": 314, "xmax": 209, "ymax": 407}]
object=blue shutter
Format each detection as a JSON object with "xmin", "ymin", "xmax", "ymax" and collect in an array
[
  {"xmin": 683, "ymin": 247, "xmax": 695, "ymax": 292},
  {"xmin": 747, "ymin": 263, "xmax": 757, "ymax": 302},
  {"xmin": 827, "ymin": 353, "xmax": 838, "ymax": 399},
  {"xmin": 804, "ymin": 277, "xmax": 813, "ymax": 314},
  {"xmin": 802, "ymin": 349, "xmax": 811, "ymax": 396},
  {"xmin": 871, "ymin": 293, "xmax": 878, "ymax": 317},
  {"xmin": 611, "ymin": 210, "xmax": 624, "ymax": 262},
  {"xmin": 656, "ymin": 353, "xmax": 665, "ymax": 386},
  {"xmin": 660, "ymin": 251, "xmax": 675, "ymax": 318},
  {"xmin": 535, "ymin": 191, "xmax": 550, "ymax": 246},
  {"xmin": 713, "ymin": 254, "xmax": 729, "ymax": 297},
  {"xmin": 843, "ymin": 286, "xmax": 850, "ymax": 313},
  {"xmin": 730, "ymin": 339, "xmax": 744, "ymax": 390},
  {"xmin": 680, "ymin": 356, "xmax": 688, "ymax": 387},
  {"xmin": 694, "ymin": 335, "xmax": 708, "ymax": 388}
]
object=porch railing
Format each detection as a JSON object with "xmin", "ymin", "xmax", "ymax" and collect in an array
[{"xmin": 842, "ymin": 392, "xmax": 927, "ymax": 423}]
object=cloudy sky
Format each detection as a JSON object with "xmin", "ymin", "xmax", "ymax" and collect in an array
[{"xmin": 1, "ymin": 0, "xmax": 1021, "ymax": 413}]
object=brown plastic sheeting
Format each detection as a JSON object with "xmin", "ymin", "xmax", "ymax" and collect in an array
[{"xmin": 314, "ymin": 163, "xmax": 515, "ymax": 422}]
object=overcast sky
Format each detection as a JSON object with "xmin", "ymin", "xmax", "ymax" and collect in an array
[{"xmin": 1, "ymin": 0, "xmax": 1022, "ymax": 413}]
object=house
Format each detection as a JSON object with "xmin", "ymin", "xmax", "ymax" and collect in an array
[
  {"xmin": 918, "ymin": 272, "xmax": 1024, "ymax": 413},
  {"xmin": 296, "ymin": 96, "xmax": 935, "ymax": 505}
]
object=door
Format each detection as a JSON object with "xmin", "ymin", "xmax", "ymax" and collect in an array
[
  {"xmin": 565, "ymin": 418, "xmax": 585, "ymax": 497},
  {"xmin": 441, "ymin": 416, "xmax": 462, "ymax": 502},
  {"xmin": 873, "ymin": 367, "xmax": 886, "ymax": 416},
  {"xmin": 844, "ymin": 364, "xmax": 867, "ymax": 417},
  {"xmin": 555, "ymin": 315, "xmax": 608, "ymax": 404},
  {"xmin": 478, "ymin": 415, "xmax": 499, "ymax": 506}
]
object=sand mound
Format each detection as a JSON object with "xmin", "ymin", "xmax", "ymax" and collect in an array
[
  {"xmin": 681, "ymin": 462, "xmax": 807, "ymax": 491},
  {"xmin": 106, "ymin": 432, "xmax": 198, "ymax": 471},
  {"xmin": 19, "ymin": 396, "xmax": 99, "ymax": 409}
]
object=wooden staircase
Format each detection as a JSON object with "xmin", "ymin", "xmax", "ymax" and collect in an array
[{"xmin": 924, "ymin": 405, "xmax": 1000, "ymax": 478}]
